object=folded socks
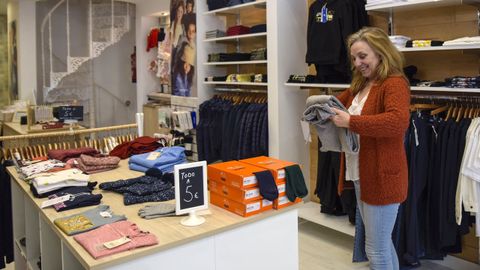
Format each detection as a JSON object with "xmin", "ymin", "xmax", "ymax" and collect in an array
[
  {"xmin": 285, "ymin": 164, "xmax": 308, "ymax": 202},
  {"xmin": 253, "ymin": 170, "xmax": 278, "ymax": 201}
]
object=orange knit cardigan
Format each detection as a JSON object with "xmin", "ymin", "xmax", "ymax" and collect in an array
[{"xmin": 336, "ymin": 75, "xmax": 411, "ymax": 205}]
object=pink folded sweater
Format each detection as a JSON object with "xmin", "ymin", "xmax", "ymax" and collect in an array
[{"xmin": 73, "ymin": 221, "xmax": 158, "ymax": 259}]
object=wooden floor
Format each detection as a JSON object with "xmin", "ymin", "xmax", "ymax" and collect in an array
[
  {"xmin": 5, "ymin": 219, "xmax": 480, "ymax": 270},
  {"xmin": 299, "ymin": 219, "xmax": 480, "ymax": 270}
]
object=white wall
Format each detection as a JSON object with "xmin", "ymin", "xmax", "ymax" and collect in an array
[
  {"xmin": 267, "ymin": 0, "xmax": 310, "ymax": 183},
  {"xmin": 13, "ymin": 0, "xmax": 35, "ymax": 104},
  {"xmin": 135, "ymin": 0, "xmax": 170, "ymax": 112}
]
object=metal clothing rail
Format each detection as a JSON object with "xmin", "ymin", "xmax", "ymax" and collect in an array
[
  {"xmin": 0, "ymin": 123, "xmax": 137, "ymax": 142},
  {"xmin": 214, "ymin": 87, "xmax": 268, "ymax": 94}
]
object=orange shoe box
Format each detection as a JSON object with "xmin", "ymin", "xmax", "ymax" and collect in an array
[
  {"xmin": 273, "ymin": 195, "xmax": 302, "ymax": 210},
  {"xmin": 208, "ymin": 161, "xmax": 265, "ymax": 189},
  {"xmin": 261, "ymin": 199, "xmax": 273, "ymax": 212},
  {"xmin": 239, "ymin": 156, "xmax": 296, "ymax": 183},
  {"xmin": 210, "ymin": 191, "xmax": 270, "ymax": 217},
  {"xmin": 277, "ymin": 181, "xmax": 286, "ymax": 196},
  {"xmin": 208, "ymin": 179, "xmax": 261, "ymax": 203}
]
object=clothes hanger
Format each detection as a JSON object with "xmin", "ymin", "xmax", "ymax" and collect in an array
[
  {"xmin": 445, "ymin": 103, "xmax": 453, "ymax": 121},
  {"xmin": 410, "ymin": 103, "xmax": 439, "ymax": 112},
  {"xmin": 41, "ymin": 144, "xmax": 47, "ymax": 156},
  {"xmin": 2, "ymin": 147, "xmax": 8, "ymax": 161},
  {"xmin": 35, "ymin": 144, "xmax": 40, "ymax": 158},
  {"xmin": 430, "ymin": 104, "xmax": 449, "ymax": 116},
  {"xmin": 27, "ymin": 146, "xmax": 34, "ymax": 159},
  {"xmin": 456, "ymin": 104, "xmax": 464, "ymax": 122}
]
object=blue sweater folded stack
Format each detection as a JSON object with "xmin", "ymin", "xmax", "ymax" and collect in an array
[{"xmin": 128, "ymin": 146, "xmax": 187, "ymax": 173}]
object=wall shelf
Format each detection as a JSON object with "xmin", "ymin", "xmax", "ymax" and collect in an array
[
  {"xmin": 204, "ymin": 0, "xmax": 267, "ymax": 15},
  {"xmin": 411, "ymin": 86, "xmax": 480, "ymax": 93},
  {"xmin": 204, "ymin": 32, "xmax": 267, "ymax": 43},
  {"xmin": 366, "ymin": 0, "xmax": 480, "ymax": 12},
  {"xmin": 285, "ymin": 82, "xmax": 480, "ymax": 93},
  {"xmin": 204, "ymin": 60, "xmax": 268, "ymax": 66},
  {"xmin": 299, "ymin": 202, "xmax": 355, "ymax": 237},
  {"xmin": 285, "ymin": 82, "xmax": 349, "ymax": 89},
  {"xmin": 204, "ymin": 81, "xmax": 268, "ymax": 86},
  {"xmin": 399, "ymin": 44, "xmax": 480, "ymax": 52}
]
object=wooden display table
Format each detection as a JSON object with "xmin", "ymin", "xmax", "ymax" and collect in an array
[{"xmin": 7, "ymin": 160, "xmax": 300, "ymax": 270}]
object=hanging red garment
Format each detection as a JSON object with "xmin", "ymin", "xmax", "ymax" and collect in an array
[{"xmin": 146, "ymin": 28, "xmax": 160, "ymax": 52}]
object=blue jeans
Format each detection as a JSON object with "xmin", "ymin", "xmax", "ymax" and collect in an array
[{"xmin": 354, "ymin": 181, "xmax": 400, "ymax": 270}]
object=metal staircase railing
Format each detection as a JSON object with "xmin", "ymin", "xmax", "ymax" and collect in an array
[{"xmin": 41, "ymin": 0, "xmax": 131, "ymax": 101}]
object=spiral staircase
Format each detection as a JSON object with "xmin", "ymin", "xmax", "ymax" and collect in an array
[{"xmin": 41, "ymin": 0, "xmax": 133, "ymax": 103}]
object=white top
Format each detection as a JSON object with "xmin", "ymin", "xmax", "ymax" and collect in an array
[
  {"xmin": 345, "ymin": 91, "xmax": 369, "ymax": 181},
  {"xmin": 455, "ymin": 118, "xmax": 480, "ymax": 236}
]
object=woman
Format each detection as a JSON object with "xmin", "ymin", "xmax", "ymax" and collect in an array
[
  {"xmin": 171, "ymin": 0, "xmax": 185, "ymax": 49},
  {"xmin": 330, "ymin": 27, "xmax": 410, "ymax": 269}
]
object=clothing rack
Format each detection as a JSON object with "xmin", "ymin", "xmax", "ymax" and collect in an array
[
  {"xmin": 0, "ymin": 123, "xmax": 138, "ymax": 161},
  {"xmin": 214, "ymin": 87, "xmax": 268, "ymax": 94},
  {"xmin": 411, "ymin": 94, "xmax": 480, "ymax": 104},
  {"xmin": 0, "ymin": 123, "xmax": 137, "ymax": 142}
]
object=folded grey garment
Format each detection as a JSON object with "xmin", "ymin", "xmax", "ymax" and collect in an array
[
  {"xmin": 303, "ymin": 95, "xmax": 359, "ymax": 154},
  {"xmin": 138, "ymin": 202, "xmax": 176, "ymax": 218},
  {"xmin": 142, "ymin": 212, "xmax": 178, "ymax": 219}
]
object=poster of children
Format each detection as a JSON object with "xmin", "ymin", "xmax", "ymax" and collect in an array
[{"xmin": 170, "ymin": 0, "xmax": 196, "ymax": 97}]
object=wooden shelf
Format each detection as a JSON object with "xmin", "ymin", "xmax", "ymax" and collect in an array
[
  {"xmin": 366, "ymin": 0, "xmax": 480, "ymax": 12},
  {"xmin": 205, "ymin": 81, "xmax": 268, "ymax": 86},
  {"xmin": 399, "ymin": 44, "xmax": 480, "ymax": 52},
  {"xmin": 204, "ymin": 32, "xmax": 267, "ymax": 43},
  {"xmin": 204, "ymin": 60, "xmax": 268, "ymax": 66},
  {"xmin": 204, "ymin": 0, "xmax": 267, "ymax": 15},
  {"xmin": 298, "ymin": 202, "xmax": 355, "ymax": 237}
]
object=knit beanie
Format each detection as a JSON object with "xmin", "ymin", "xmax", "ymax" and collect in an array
[
  {"xmin": 145, "ymin": 168, "xmax": 163, "ymax": 179},
  {"xmin": 285, "ymin": 164, "xmax": 308, "ymax": 202},
  {"xmin": 253, "ymin": 170, "xmax": 278, "ymax": 201}
]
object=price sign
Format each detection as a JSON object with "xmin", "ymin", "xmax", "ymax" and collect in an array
[
  {"xmin": 174, "ymin": 161, "xmax": 208, "ymax": 216},
  {"xmin": 56, "ymin": 106, "xmax": 84, "ymax": 121}
]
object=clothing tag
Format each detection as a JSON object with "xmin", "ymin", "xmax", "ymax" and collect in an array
[
  {"xmin": 99, "ymin": 211, "xmax": 112, "ymax": 218},
  {"xmin": 300, "ymin": 120, "xmax": 312, "ymax": 143},
  {"xmin": 103, "ymin": 236, "xmax": 131, "ymax": 249},
  {"xmin": 412, "ymin": 120, "xmax": 419, "ymax": 147},
  {"xmin": 41, "ymin": 195, "xmax": 71, "ymax": 208},
  {"xmin": 147, "ymin": 152, "xmax": 161, "ymax": 160},
  {"xmin": 321, "ymin": 6, "xmax": 327, "ymax": 23}
]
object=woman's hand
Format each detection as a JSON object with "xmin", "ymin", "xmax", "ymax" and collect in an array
[{"xmin": 330, "ymin": 108, "xmax": 351, "ymax": 128}]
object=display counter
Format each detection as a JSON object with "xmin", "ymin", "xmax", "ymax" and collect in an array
[{"xmin": 7, "ymin": 160, "xmax": 300, "ymax": 270}]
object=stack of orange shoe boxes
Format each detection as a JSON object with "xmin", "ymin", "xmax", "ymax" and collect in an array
[
  {"xmin": 239, "ymin": 156, "xmax": 303, "ymax": 209},
  {"xmin": 208, "ymin": 160, "xmax": 273, "ymax": 217}
]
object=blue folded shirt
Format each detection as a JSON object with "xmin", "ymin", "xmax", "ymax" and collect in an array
[
  {"xmin": 129, "ymin": 159, "xmax": 186, "ymax": 173},
  {"xmin": 128, "ymin": 146, "xmax": 187, "ymax": 172}
]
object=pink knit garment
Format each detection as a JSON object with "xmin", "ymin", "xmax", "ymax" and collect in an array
[
  {"xmin": 73, "ymin": 221, "xmax": 158, "ymax": 259},
  {"xmin": 76, "ymin": 155, "xmax": 120, "ymax": 174}
]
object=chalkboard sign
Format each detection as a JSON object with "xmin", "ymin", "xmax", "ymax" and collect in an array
[
  {"xmin": 174, "ymin": 161, "xmax": 208, "ymax": 218},
  {"xmin": 56, "ymin": 106, "xmax": 83, "ymax": 121}
]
